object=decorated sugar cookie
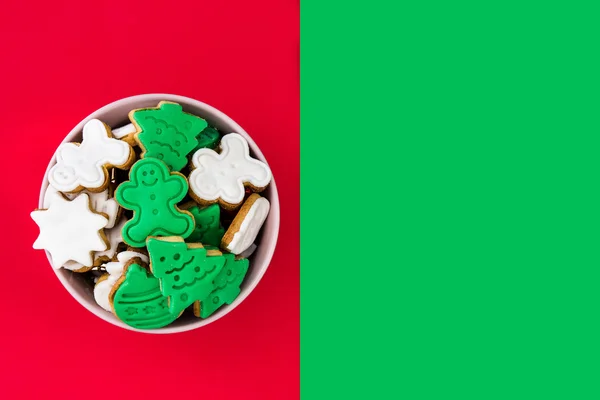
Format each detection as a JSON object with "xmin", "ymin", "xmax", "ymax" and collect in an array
[
  {"xmin": 43, "ymin": 186, "xmax": 119, "ymax": 228},
  {"xmin": 48, "ymin": 119, "xmax": 134, "ymax": 193},
  {"xmin": 115, "ymin": 158, "xmax": 195, "ymax": 247},
  {"xmin": 110, "ymin": 261, "xmax": 180, "ymax": 329},
  {"xmin": 192, "ymin": 126, "xmax": 221, "ymax": 153},
  {"xmin": 184, "ymin": 204, "xmax": 225, "ymax": 246},
  {"xmin": 31, "ymin": 193, "xmax": 108, "ymax": 269},
  {"xmin": 147, "ymin": 237, "xmax": 225, "ymax": 314},
  {"xmin": 130, "ymin": 101, "xmax": 207, "ymax": 171},
  {"xmin": 188, "ymin": 133, "xmax": 272, "ymax": 209},
  {"xmin": 193, "ymin": 253, "xmax": 249, "ymax": 318},
  {"xmin": 94, "ymin": 250, "xmax": 149, "ymax": 312},
  {"xmin": 221, "ymin": 194, "xmax": 270, "ymax": 255}
]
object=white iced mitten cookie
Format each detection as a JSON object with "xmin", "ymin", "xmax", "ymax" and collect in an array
[
  {"xmin": 94, "ymin": 251, "xmax": 149, "ymax": 312},
  {"xmin": 189, "ymin": 133, "xmax": 272, "ymax": 209},
  {"xmin": 48, "ymin": 119, "xmax": 134, "ymax": 193},
  {"xmin": 31, "ymin": 194, "xmax": 109, "ymax": 269},
  {"xmin": 221, "ymin": 194, "xmax": 270, "ymax": 255}
]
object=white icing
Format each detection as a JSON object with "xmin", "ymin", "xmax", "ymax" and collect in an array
[
  {"xmin": 111, "ymin": 123, "xmax": 136, "ymax": 139},
  {"xmin": 44, "ymin": 187, "xmax": 119, "ymax": 228},
  {"xmin": 31, "ymin": 194, "xmax": 108, "ymax": 268},
  {"xmin": 93, "ymin": 250, "xmax": 148, "ymax": 312},
  {"xmin": 189, "ymin": 133, "xmax": 272, "ymax": 205},
  {"xmin": 48, "ymin": 119, "xmax": 132, "ymax": 192},
  {"xmin": 226, "ymin": 197, "xmax": 270, "ymax": 255},
  {"xmin": 238, "ymin": 243, "xmax": 257, "ymax": 259},
  {"xmin": 94, "ymin": 217, "xmax": 128, "ymax": 260}
]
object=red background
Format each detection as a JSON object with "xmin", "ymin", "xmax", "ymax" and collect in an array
[{"xmin": 0, "ymin": 1, "xmax": 299, "ymax": 398}]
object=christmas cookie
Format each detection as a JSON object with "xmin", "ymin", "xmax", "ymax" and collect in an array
[
  {"xmin": 94, "ymin": 250, "xmax": 149, "ymax": 312},
  {"xmin": 221, "ymin": 194, "xmax": 270, "ymax": 255},
  {"xmin": 115, "ymin": 158, "xmax": 195, "ymax": 247},
  {"xmin": 188, "ymin": 133, "xmax": 272, "ymax": 209},
  {"xmin": 182, "ymin": 203, "xmax": 225, "ymax": 246},
  {"xmin": 110, "ymin": 261, "xmax": 180, "ymax": 329},
  {"xmin": 31, "ymin": 193, "xmax": 109, "ymax": 269},
  {"xmin": 48, "ymin": 119, "xmax": 134, "ymax": 193},
  {"xmin": 44, "ymin": 186, "xmax": 119, "ymax": 228},
  {"xmin": 193, "ymin": 253, "xmax": 249, "ymax": 318},
  {"xmin": 192, "ymin": 126, "xmax": 221, "ymax": 153},
  {"xmin": 130, "ymin": 101, "xmax": 207, "ymax": 172},
  {"xmin": 111, "ymin": 123, "xmax": 137, "ymax": 146},
  {"xmin": 147, "ymin": 237, "xmax": 225, "ymax": 314}
]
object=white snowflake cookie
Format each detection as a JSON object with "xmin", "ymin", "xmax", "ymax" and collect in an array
[
  {"xmin": 48, "ymin": 119, "xmax": 134, "ymax": 193},
  {"xmin": 31, "ymin": 193, "xmax": 109, "ymax": 269},
  {"xmin": 188, "ymin": 133, "xmax": 272, "ymax": 208},
  {"xmin": 221, "ymin": 194, "xmax": 270, "ymax": 255}
]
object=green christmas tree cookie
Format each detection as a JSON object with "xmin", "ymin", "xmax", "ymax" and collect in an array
[
  {"xmin": 192, "ymin": 126, "xmax": 220, "ymax": 153},
  {"xmin": 111, "ymin": 263, "xmax": 179, "ymax": 329},
  {"xmin": 198, "ymin": 254, "xmax": 249, "ymax": 318},
  {"xmin": 115, "ymin": 158, "xmax": 194, "ymax": 247},
  {"xmin": 131, "ymin": 101, "xmax": 207, "ymax": 171},
  {"xmin": 185, "ymin": 204, "xmax": 225, "ymax": 246},
  {"xmin": 147, "ymin": 237, "xmax": 226, "ymax": 314}
]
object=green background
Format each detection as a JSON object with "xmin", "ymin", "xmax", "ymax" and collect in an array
[{"xmin": 302, "ymin": 1, "xmax": 600, "ymax": 398}]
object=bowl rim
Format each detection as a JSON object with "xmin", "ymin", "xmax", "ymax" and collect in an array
[{"xmin": 37, "ymin": 93, "xmax": 280, "ymax": 334}]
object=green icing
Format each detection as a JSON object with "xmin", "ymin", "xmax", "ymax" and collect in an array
[
  {"xmin": 112, "ymin": 263, "xmax": 178, "ymax": 329},
  {"xmin": 147, "ymin": 238, "xmax": 225, "ymax": 314},
  {"xmin": 192, "ymin": 126, "xmax": 220, "ymax": 153},
  {"xmin": 200, "ymin": 254, "xmax": 249, "ymax": 318},
  {"xmin": 132, "ymin": 101, "xmax": 207, "ymax": 171},
  {"xmin": 185, "ymin": 204, "xmax": 225, "ymax": 246},
  {"xmin": 115, "ymin": 158, "xmax": 194, "ymax": 247}
]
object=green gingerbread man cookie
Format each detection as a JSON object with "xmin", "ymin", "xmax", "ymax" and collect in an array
[
  {"xmin": 131, "ymin": 101, "xmax": 207, "ymax": 171},
  {"xmin": 111, "ymin": 262, "xmax": 179, "ymax": 329},
  {"xmin": 185, "ymin": 204, "xmax": 225, "ymax": 246},
  {"xmin": 147, "ymin": 237, "xmax": 226, "ymax": 314},
  {"xmin": 192, "ymin": 126, "xmax": 221, "ymax": 153},
  {"xmin": 198, "ymin": 254, "xmax": 249, "ymax": 318},
  {"xmin": 115, "ymin": 158, "xmax": 194, "ymax": 247}
]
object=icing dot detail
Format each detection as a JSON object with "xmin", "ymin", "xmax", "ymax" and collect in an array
[
  {"xmin": 174, "ymin": 275, "xmax": 180, "ymax": 281},
  {"xmin": 194, "ymin": 266, "xmax": 200, "ymax": 272},
  {"xmin": 156, "ymin": 128, "xmax": 162, "ymax": 134},
  {"xmin": 173, "ymin": 253, "xmax": 180, "ymax": 260},
  {"xmin": 213, "ymin": 297, "xmax": 219, "ymax": 304},
  {"xmin": 152, "ymin": 209, "xmax": 158, "ymax": 215},
  {"xmin": 180, "ymin": 293, "xmax": 188, "ymax": 302},
  {"xmin": 150, "ymin": 194, "xmax": 156, "ymax": 200},
  {"xmin": 175, "ymin": 141, "xmax": 181, "ymax": 146},
  {"xmin": 160, "ymin": 256, "xmax": 166, "ymax": 262}
]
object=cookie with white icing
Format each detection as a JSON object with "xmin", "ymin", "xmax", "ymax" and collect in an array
[
  {"xmin": 221, "ymin": 194, "xmax": 270, "ymax": 255},
  {"xmin": 44, "ymin": 186, "xmax": 120, "ymax": 229},
  {"xmin": 111, "ymin": 123, "xmax": 137, "ymax": 146},
  {"xmin": 188, "ymin": 133, "xmax": 272, "ymax": 209},
  {"xmin": 31, "ymin": 193, "xmax": 109, "ymax": 270},
  {"xmin": 48, "ymin": 119, "xmax": 134, "ymax": 193},
  {"xmin": 94, "ymin": 250, "xmax": 150, "ymax": 312}
]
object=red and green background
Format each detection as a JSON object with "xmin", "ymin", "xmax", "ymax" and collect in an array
[{"xmin": 2, "ymin": 0, "xmax": 600, "ymax": 398}]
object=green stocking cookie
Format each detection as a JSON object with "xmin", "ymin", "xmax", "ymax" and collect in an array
[
  {"xmin": 185, "ymin": 204, "xmax": 225, "ymax": 246},
  {"xmin": 147, "ymin": 237, "xmax": 225, "ymax": 314},
  {"xmin": 199, "ymin": 254, "xmax": 249, "ymax": 318},
  {"xmin": 115, "ymin": 158, "xmax": 194, "ymax": 247},
  {"xmin": 192, "ymin": 126, "xmax": 220, "ymax": 153},
  {"xmin": 111, "ymin": 263, "xmax": 179, "ymax": 329},
  {"xmin": 131, "ymin": 101, "xmax": 207, "ymax": 171}
]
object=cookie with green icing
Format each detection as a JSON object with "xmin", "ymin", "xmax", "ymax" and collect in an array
[
  {"xmin": 115, "ymin": 158, "xmax": 194, "ymax": 247},
  {"xmin": 192, "ymin": 126, "xmax": 220, "ymax": 153},
  {"xmin": 147, "ymin": 237, "xmax": 226, "ymax": 314},
  {"xmin": 110, "ymin": 262, "xmax": 179, "ymax": 329},
  {"xmin": 130, "ymin": 101, "xmax": 207, "ymax": 171},
  {"xmin": 196, "ymin": 254, "xmax": 249, "ymax": 318},
  {"xmin": 185, "ymin": 204, "xmax": 225, "ymax": 246}
]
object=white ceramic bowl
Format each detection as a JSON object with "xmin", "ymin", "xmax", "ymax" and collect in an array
[{"xmin": 37, "ymin": 94, "xmax": 280, "ymax": 333}]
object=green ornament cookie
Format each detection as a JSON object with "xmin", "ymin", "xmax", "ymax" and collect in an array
[
  {"xmin": 111, "ymin": 263, "xmax": 179, "ymax": 329},
  {"xmin": 198, "ymin": 254, "xmax": 249, "ymax": 318},
  {"xmin": 131, "ymin": 101, "xmax": 208, "ymax": 171},
  {"xmin": 115, "ymin": 158, "xmax": 194, "ymax": 247},
  {"xmin": 147, "ymin": 237, "xmax": 226, "ymax": 314},
  {"xmin": 192, "ymin": 126, "xmax": 220, "ymax": 153},
  {"xmin": 185, "ymin": 204, "xmax": 225, "ymax": 246}
]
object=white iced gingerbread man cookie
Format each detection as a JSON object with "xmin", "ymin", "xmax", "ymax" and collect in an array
[
  {"xmin": 44, "ymin": 186, "xmax": 119, "ymax": 228},
  {"xmin": 189, "ymin": 133, "xmax": 272, "ymax": 208},
  {"xmin": 31, "ymin": 193, "xmax": 108, "ymax": 268},
  {"xmin": 48, "ymin": 119, "xmax": 133, "ymax": 192},
  {"xmin": 221, "ymin": 194, "xmax": 270, "ymax": 255},
  {"xmin": 94, "ymin": 250, "xmax": 149, "ymax": 312}
]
